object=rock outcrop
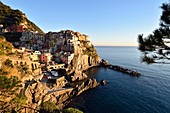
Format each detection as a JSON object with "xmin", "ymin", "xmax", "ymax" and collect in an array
[
  {"xmin": 71, "ymin": 38, "xmax": 101, "ymax": 72},
  {"xmin": 54, "ymin": 76, "xmax": 68, "ymax": 89},
  {"xmin": 24, "ymin": 78, "xmax": 99, "ymax": 109},
  {"xmin": 75, "ymin": 78, "xmax": 99, "ymax": 95},
  {"xmin": 71, "ymin": 71, "xmax": 88, "ymax": 82},
  {"xmin": 24, "ymin": 81, "xmax": 47, "ymax": 107},
  {"xmin": 67, "ymin": 31, "xmax": 101, "ymax": 81},
  {"xmin": 101, "ymin": 79, "xmax": 107, "ymax": 85}
]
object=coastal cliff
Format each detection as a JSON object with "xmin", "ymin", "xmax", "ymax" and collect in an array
[
  {"xmin": 22, "ymin": 32, "xmax": 101, "ymax": 111},
  {"xmin": 66, "ymin": 31, "xmax": 101, "ymax": 81},
  {"xmin": 24, "ymin": 79, "xmax": 99, "ymax": 111},
  {"xmin": 0, "ymin": 32, "xmax": 101, "ymax": 112},
  {"xmin": 0, "ymin": 2, "xmax": 101, "ymax": 112}
]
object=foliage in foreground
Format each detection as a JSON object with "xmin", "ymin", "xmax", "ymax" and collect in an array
[
  {"xmin": 39, "ymin": 101, "xmax": 83, "ymax": 113},
  {"xmin": 40, "ymin": 101, "xmax": 60, "ymax": 113},
  {"xmin": 63, "ymin": 107, "xmax": 83, "ymax": 113},
  {"xmin": 138, "ymin": 2, "xmax": 170, "ymax": 64}
]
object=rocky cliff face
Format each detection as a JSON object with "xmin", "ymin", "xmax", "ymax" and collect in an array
[
  {"xmin": 24, "ymin": 79, "xmax": 99, "ymax": 110},
  {"xmin": 67, "ymin": 31, "xmax": 101, "ymax": 81},
  {"xmin": 72, "ymin": 36, "xmax": 100, "ymax": 71}
]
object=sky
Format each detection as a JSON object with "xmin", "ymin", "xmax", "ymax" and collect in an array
[{"xmin": 1, "ymin": 0, "xmax": 168, "ymax": 46}]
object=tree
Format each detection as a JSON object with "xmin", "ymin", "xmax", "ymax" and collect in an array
[{"xmin": 138, "ymin": 2, "xmax": 170, "ymax": 64}]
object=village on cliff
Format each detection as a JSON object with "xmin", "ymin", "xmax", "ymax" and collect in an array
[
  {"xmin": 0, "ymin": 23, "xmax": 102, "ymax": 111},
  {"xmin": 0, "ymin": 10, "xmax": 140, "ymax": 113},
  {"xmin": 0, "ymin": 24, "xmax": 93, "ymax": 79}
]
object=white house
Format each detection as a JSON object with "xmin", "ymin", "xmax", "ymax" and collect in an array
[
  {"xmin": 34, "ymin": 51, "xmax": 41, "ymax": 55},
  {"xmin": 68, "ymin": 53, "xmax": 74, "ymax": 64}
]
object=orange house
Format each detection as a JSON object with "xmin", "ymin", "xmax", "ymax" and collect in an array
[
  {"xmin": 40, "ymin": 53, "xmax": 52, "ymax": 64},
  {"xmin": 40, "ymin": 54, "xmax": 47, "ymax": 64}
]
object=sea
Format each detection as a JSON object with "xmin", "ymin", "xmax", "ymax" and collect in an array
[{"xmin": 68, "ymin": 46, "xmax": 170, "ymax": 113}]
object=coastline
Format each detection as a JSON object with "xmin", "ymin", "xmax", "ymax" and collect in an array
[
  {"xmin": 56, "ymin": 64, "xmax": 101, "ymax": 109},
  {"xmin": 62, "ymin": 62, "xmax": 141, "ymax": 110}
]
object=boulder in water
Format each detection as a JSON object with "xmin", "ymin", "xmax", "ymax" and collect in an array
[{"xmin": 101, "ymin": 79, "xmax": 107, "ymax": 85}]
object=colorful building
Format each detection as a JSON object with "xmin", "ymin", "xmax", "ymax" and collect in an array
[
  {"xmin": 9, "ymin": 25, "xmax": 24, "ymax": 32},
  {"xmin": 40, "ymin": 53, "xmax": 52, "ymax": 64}
]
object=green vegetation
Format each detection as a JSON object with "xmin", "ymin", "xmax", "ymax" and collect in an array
[
  {"xmin": 80, "ymin": 40, "xmax": 97, "ymax": 57},
  {"xmin": 0, "ymin": 75, "xmax": 22, "ymax": 112},
  {"xmin": 0, "ymin": 68, "xmax": 8, "ymax": 75},
  {"xmin": 0, "ymin": 35, "xmax": 13, "ymax": 55},
  {"xmin": 11, "ymin": 94, "xmax": 27, "ymax": 105},
  {"xmin": 40, "ymin": 101, "xmax": 60, "ymax": 113},
  {"xmin": 0, "ymin": 1, "xmax": 43, "ymax": 33},
  {"xmin": 0, "ymin": 75, "xmax": 21, "ymax": 96},
  {"xmin": 11, "ymin": 94, "xmax": 27, "ymax": 111},
  {"xmin": 63, "ymin": 108, "xmax": 83, "ymax": 113},
  {"xmin": 16, "ymin": 63, "xmax": 30, "ymax": 75},
  {"xmin": 39, "ymin": 102, "xmax": 83, "ymax": 113},
  {"xmin": 0, "ymin": 35, "xmax": 30, "ymax": 76},
  {"xmin": 4, "ymin": 58, "xmax": 13, "ymax": 67},
  {"xmin": 138, "ymin": 2, "xmax": 170, "ymax": 64}
]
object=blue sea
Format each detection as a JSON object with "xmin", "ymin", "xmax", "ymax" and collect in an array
[{"xmin": 70, "ymin": 46, "xmax": 170, "ymax": 113}]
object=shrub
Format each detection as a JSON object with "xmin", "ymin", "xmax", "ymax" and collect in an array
[
  {"xmin": 0, "ymin": 75, "xmax": 21, "ymax": 95},
  {"xmin": 17, "ymin": 64, "xmax": 30, "ymax": 75},
  {"xmin": 11, "ymin": 94, "xmax": 27, "ymax": 105},
  {"xmin": 0, "ymin": 69, "xmax": 8, "ymax": 75},
  {"xmin": 11, "ymin": 94, "xmax": 27, "ymax": 110},
  {"xmin": 0, "ymin": 50, "xmax": 4, "ymax": 55},
  {"xmin": 4, "ymin": 58, "xmax": 13, "ymax": 67},
  {"xmin": 40, "ymin": 101, "xmax": 59, "ymax": 113},
  {"xmin": 63, "ymin": 108, "xmax": 83, "ymax": 113}
]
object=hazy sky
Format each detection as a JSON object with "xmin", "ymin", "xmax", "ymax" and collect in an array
[{"xmin": 1, "ymin": 0, "xmax": 168, "ymax": 46}]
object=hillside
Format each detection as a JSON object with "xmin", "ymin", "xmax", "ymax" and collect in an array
[
  {"xmin": 0, "ymin": 1, "xmax": 43, "ymax": 33},
  {"xmin": 0, "ymin": 35, "xmax": 13, "ymax": 55},
  {"xmin": 0, "ymin": 35, "xmax": 33, "ymax": 79}
]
